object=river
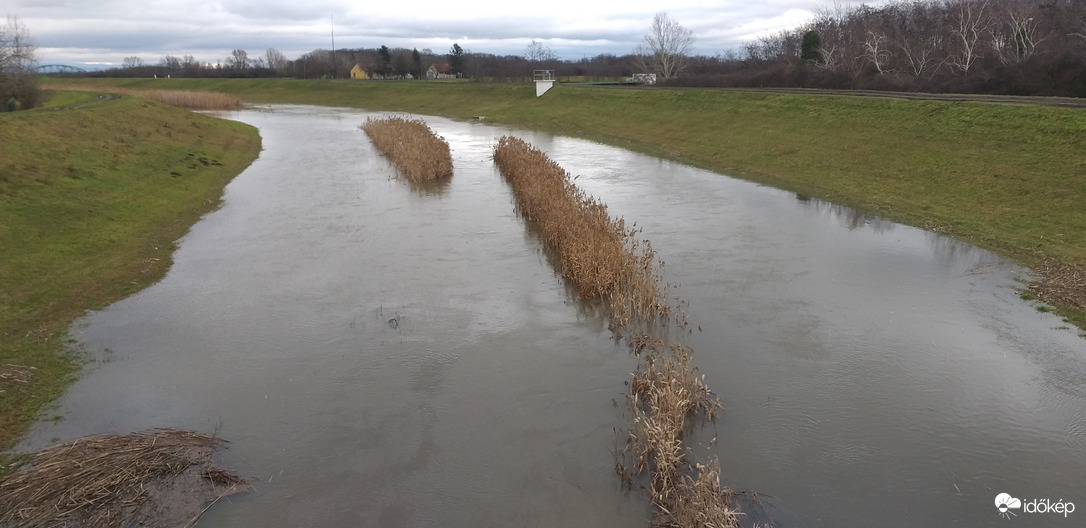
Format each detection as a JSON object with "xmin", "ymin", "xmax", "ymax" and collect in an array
[{"xmin": 19, "ymin": 105, "xmax": 1086, "ymax": 527}]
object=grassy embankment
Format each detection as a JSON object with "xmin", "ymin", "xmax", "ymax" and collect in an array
[
  {"xmin": 0, "ymin": 92, "xmax": 261, "ymax": 467},
  {"xmin": 44, "ymin": 78, "xmax": 1086, "ymax": 330}
]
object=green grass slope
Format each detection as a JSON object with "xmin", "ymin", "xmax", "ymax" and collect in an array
[{"xmin": 0, "ymin": 93, "xmax": 261, "ymax": 460}]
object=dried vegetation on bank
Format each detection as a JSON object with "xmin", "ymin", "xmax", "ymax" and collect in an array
[
  {"xmin": 1030, "ymin": 259, "xmax": 1086, "ymax": 315},
  {"xmin": 0, "ymin": 429, "xmax": 246, "ymax": 528}
]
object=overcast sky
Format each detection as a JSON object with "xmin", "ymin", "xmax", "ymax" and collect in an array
[{"xmin": 9, "ymin": 0, "xmax": 883, "ymax": 68}]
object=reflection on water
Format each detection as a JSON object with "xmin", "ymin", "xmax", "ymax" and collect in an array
[
  {"xmin": 407, "ymin": 177, "xmax": 453, "ymax": 196},
  {"xmin": 18, "ymin": 105, "xmax": 1086, "ymax": 528},
  {"xmin": 795, "ymin": 193, "xmax": 897, "ymax": 233}
]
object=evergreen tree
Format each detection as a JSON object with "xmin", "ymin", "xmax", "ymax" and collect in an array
[
  {"xmin": 449, "ymin": 43, "xmax": 465, "ymax": 76},
  {"xmin": 378, "ymin": 45, "xmax": 392, "ymax": 77},
  {"xmin": 801, "ymin": 30, "xmax": 822, "ymax": 64}
]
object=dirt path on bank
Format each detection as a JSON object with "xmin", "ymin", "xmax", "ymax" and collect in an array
[{"xmin": 736, "ymin": 87, "xmax": 1086, "ymax": 108}]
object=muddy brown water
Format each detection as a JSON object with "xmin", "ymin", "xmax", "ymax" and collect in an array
[{"xmin": 17, "ymin": 105, "xmax": 1086, "ymax": 527}]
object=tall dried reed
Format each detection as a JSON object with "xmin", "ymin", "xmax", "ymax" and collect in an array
[
  {"xmin": 493, "ymin": 136, "xmax": 667, "ymax": 321},
  {"xmin": 45, "ymin": 84, "xmax": 243, "ymax": 110},
  {"xmin": 493, "ymin": 136, "xmax": 742, "ymax": 528},
  {"xmin": 624, "ymin": 338, "xmax": 740, "ymax": 528},
  {"xmin": 362, "ymin": 116, "xmax": 453, "ymax": 182},
  {"xmin": 136, "ymin": 90, "xmax": 243, "ymax": 110}
]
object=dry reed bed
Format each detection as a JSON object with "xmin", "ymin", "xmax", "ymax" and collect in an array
[
  {"xmin": 493, "ymin": 137, "xmax": 742, "ymax": 528},
  {"xmin": 47, "ymin": 84, "xmax": 243, "ymax": 110},
  {"xmin": 136, "ymin": 89, "xmax": 244, "ymax": 110},
  {"xmin": 493, "ymin": 137, "xmax": 668, "ymax": 324},
  {"xmin": 624, "ymin": 338, "xmax": 741, "ymax": 528},
  {"xmin": 0, "ymin": 429, "xmax": 246, "ymax": 528},
  {"xmin": 362, "ymin": 116, "xmax": 453, "ymax": 183}
]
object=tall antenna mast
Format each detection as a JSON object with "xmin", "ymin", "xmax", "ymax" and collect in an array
[{"xmin": 331, "ymin": 14, "xmax": 336, "ymax": 78}]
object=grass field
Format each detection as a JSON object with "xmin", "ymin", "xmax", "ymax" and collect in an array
[
  {"xmin": 35, "ymin": 89, "xmax": 102, "ymax": 109},
  {"xmin": 0, "ymin": 93, "xmax": 261, "ymax": 463}
]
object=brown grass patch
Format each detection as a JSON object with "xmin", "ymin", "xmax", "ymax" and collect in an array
[
  {"xmin": 362, "ymin": 116, "xmax": 453, "ymax": 182},
  {"xmin": 0, "ymin": 429, "xmax": 246, "ymax": 528},
  {"xmin": 493, "ymin": 137, "xmax": 742, "ymax": 528}
]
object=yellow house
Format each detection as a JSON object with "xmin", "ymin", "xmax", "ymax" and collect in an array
[{"xmin": 350, "ymin": 64, "xmax": 368, "ymax": 80}]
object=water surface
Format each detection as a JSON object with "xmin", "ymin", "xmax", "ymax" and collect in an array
[{"xmin": 20, "ymin": 105, "xmax": 1085, "ymax": 527}]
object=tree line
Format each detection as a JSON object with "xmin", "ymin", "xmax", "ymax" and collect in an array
[
  {"xmin": 86, "ymin": 1, "xmax": 1086, "ymax": 97},
  {"xmin": 83, "ymin": 13, "xmax": 689, "ymax": 83},
  {"xmin": 86, "ymin": 43, "xmax": 610, "ymax": 82},
  {"xmin": 675, "ymin": 0, "xmax": 1086, "ymax": 96},
  {"xmin": 11, "ymin": 2, "xmax": 1086, "ymax": 105}
]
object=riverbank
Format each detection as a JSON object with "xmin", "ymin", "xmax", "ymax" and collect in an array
[
  {"xmin": 44, "ymin": 78, "xmax": 1086, "ymax": 332},
  {"xmin": 0, "ymin": 92, "xmax": 261, "ymax": 466}
]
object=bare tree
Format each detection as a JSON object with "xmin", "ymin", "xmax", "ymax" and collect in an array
[
  {"xmin": 181, "ymin": 55, "xmax": 201, "ymax": 76},
  {"xmin": 525, "ymin": 40, "xmax": 557, "ymax": 63},
  {"xmin": 890, "ymin": 1, "xmax": 946, "ymax": 78},
  {"xmin": 0, "ymin": 15, "xmax": 35, "ymax": 73},
  {"xmin": 635, "ymin": 12, "xmax": 695, "ymax": 78},
  {"xmin": 227, "ymin": 49, "xmax": 249, "ymax": 70},
  {"xmin": 122, "ymin": 56, "xmax": 145, "ymax": 69},
  {"xmin": 811, "ymin": 4, "xmax": 864, "ymax": 74},
  {"xmin": 751, "ymin": 30, "xmax": 801, "ymax": 62},
  {"xmin": 946, "ymin": 0, "xmax": 991, "ymax": 74},
  {"xmin": 265, "ymin": 48, "xmax": 288, "ymax": 75},
  {"xmin": 1074, "ymin": 12, "xmax": 1086, "ymax": 44},
  {"xmin": 1072, "ymin": 1, "xmax": 1086, "ymax": 47},
  {"xmin": 862, "ymin": 30, "xmax": 893, "ymax": 73},
  {"xmin": 815, "ymin": 41, "xmax": 842, "ymax": 70},
  {"xmin": 160, "ymin": 55, "xmax": 182, "ymax": 71},
  {"xmin": 990, "ymin": 4, "xmax": 1046, "ymax": 64},
  {"xmin": 0, "ymin": 15, "xmax": 40, "ymax": 108}
]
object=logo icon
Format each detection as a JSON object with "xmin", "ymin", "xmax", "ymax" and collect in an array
[{"xmin": 996, "ymin": 493, "xmax": 1022, "ymax": 519}]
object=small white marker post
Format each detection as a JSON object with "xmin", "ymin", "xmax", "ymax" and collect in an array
[{"xmin": 534, "ymin": 70, "xmax": 555, "ymax": 97}]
